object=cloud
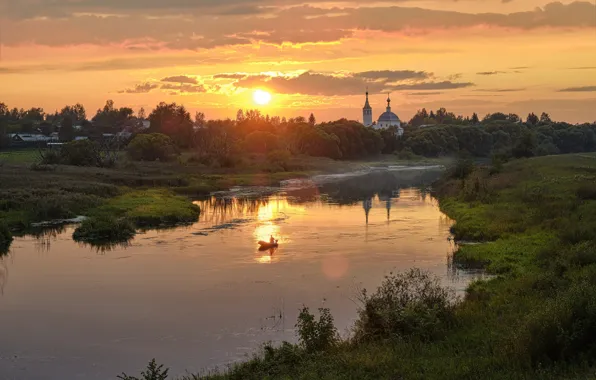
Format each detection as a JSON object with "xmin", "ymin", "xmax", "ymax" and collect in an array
[
  {"xmin": 160, "ymin": 83, "xmax": 207, "ymax": 93},
  {"xmin": 118, "ymin": 83, "xmax": 158, "ymax": 94},
  {"xmin": 353, "ymin": 70, "xmax": 431, "ymax": 81},
  {"xmin": 477, "ymin": 71, "xmax": 508, "ymax": 76},
  {"xmin": 407, "ymin": 92, "xmax": 444, "ymax": 96},
  {"xmin": 558, "ymin": 86, "xmax": 596, "ymax": 92},
  {"xmin": 161, "ymin": 75, "xmax": 199, "ymax": 84},
  {"xmin": 234, "ymin": 71, "xmax": 472, "ymax": 95},
  {"xmin": 566, "ymin": 67, "xmax": 596, "ymax": 70},
  {"xmin": 213, "ymin": 73, "xmax": 248, "ymax": 79},
  {"xmin": 474, "ymin": 88, "xmax": 526, "ymax": 92},
  {"xmin": 2, "ymin": 2, "xmax": 595, "ymax": 49},
  {"xmin": 392, "ymin": 81, "xmax": 474, "ymax": 90}
]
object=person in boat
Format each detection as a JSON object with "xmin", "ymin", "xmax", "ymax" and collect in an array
[{"xmin": 270, "ymin": 235, "xmax": 276, "ymax": 244}]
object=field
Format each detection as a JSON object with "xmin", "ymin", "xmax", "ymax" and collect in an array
[{"xmin": 150, "ymin": 153, "xmax": 596, "ymax": 380}]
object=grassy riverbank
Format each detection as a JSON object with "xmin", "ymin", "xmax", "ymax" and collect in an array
[{"xmin": 158, "ymin": 153, "xmax": 596, "ymax": 380}]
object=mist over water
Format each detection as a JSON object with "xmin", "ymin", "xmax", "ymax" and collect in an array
[{"xmin": 0, "ymin": 168, "xmax": 486, "ymax": 379}]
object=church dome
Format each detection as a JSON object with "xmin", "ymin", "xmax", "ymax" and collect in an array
[
  {"xmin": 377, "ymin": 95, "xmax": 400, "ymax": 124},
  {"xmin": 378, "ymin": 111, "xmax": 400, "ymax": 123}
]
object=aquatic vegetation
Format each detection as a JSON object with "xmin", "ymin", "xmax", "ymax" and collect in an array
[
  {"xmin": 0, "ymin": 222, "xmax": 12, "ymax": 254},
  {"xmin": 72, "ymin": 190, "xmax": 201, "ymax": 244},
  {"xmin": 90, "ymin": 189, "xmax": 201, "ymax": 228},
  {"xmin": 73, "ymin": 215, "xmax": 136, "ymax": 244}
]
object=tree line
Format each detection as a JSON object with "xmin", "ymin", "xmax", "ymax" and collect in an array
[{"xmin": 2, "ymin": 101, "xmax": 595, "ymax": 164}]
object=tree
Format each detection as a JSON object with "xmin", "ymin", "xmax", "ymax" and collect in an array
[
  {"xmin": 0, "ymin": 123, "xmax": 10, "ymax": 149},
  {"xmin": 137, "ymin": 107, "xmax": 146, "ymax": 120},
  {"xmin": 59, "ymin": 117, "xmax": 75, "ymax": 142},
  {"xmin": 540, "ymin": 112, "xmax": 552, "ymax": 124},
  {"xmin": 148, "ymin": 102, "xmax": 194, "ymax": 147},
  {"xmin": 39, "ymin": 122, "xmax": 54, "ymax": 136},
  {"xmin": 236, "ymin": 109, "xmax": 245, "ymax": 123},
  {"xmin": 471, "ymin": 113, "xmax": 480, "ymax": 124},
  {"xmin": 527, "ymin": 113, "xmax": 539, "ymax": 126},
  {"xmin": 195, "ymin": 111, "xmax": 206, "ymax": 127},
  {"xmin": 507, "ymin": 113, "xmax": 521, "ymax": 123},
  {"xmin": 309, "ymin": 113, "xmax": 316, "ymax": 126},
  {"xmin": 512, "ymin": 131, "xmax": 536, "ymax": 158},
  {"xmin": 93, "ymin": 100, "xmax": 134, "ymax": 130},
  {"xmin": 409, "ymin": 108, "xmax": 430, "ymax": 127},
  {"xmin": 60, "ymin": 104, "xmax": 86, "ymax": 124}
]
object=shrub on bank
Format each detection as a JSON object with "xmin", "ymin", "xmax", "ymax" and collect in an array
[
  {"xmin": 354, "ymin": 268, "xmax": 456, "ymax": 343},
  {"xmin": 296, "ymin": 307, "xmax": 339, "ymax": 353},
  {"xmin": 127, "ymin": 133, "xmax": 177, "ymax": 162},
  {"xmin": 73, "ymin": 215, "xmax": 136, "ymax": 244},
  {"xmin": 0, "ymin": 221, "xmax": 12, "ymax": 254}
]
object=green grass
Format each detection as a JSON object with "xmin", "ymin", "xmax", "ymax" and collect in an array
[
  {"xmin": 0, "ymin": 149, "xmax": 39, "ymax": 164},
  {"xmin": 88, "ymin": 189, "xmax": 201, "ymax": 228}
]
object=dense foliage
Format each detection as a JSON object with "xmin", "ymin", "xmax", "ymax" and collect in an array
[
  {"xmin": 397, "ymin": 112, "xmax": 596, "ymax": 159},
  {"xmin": 127, "ymin": 133, "xmax": 177, "ymax": 162}
]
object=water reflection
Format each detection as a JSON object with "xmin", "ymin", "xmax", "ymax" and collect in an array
[
  {"xmin": 0, "ymin": 168, "xmax": 493, "ymax": 380},
  {"xmin": 0, "ymin": 254, "xmax": 9, "ymax": 295},
  {"xmin": 29, "ymin": 225, "xmax": 67, "ymax": 252},
  {"xmin": 77, "ymin": 240, "xmax": 133, "ymax": 253}
]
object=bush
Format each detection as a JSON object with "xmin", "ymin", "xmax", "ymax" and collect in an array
[
  {"xmin": 127, "ymin": 133, "xmax": 177, "ymax": 162},
  {"xmin": 296, "ymin": 307, "xmax": 338, "ymax": 353},
  {"xmin": 39, "ymin": 149, "xmax": 62, "ymax": 165},
  {"xmin": 450, "ymin": 155, "xmax": 475, "ymax": 179},
  {"xmin": 505, "ymin": 280, "xmax": 596, "ymax": 366},
  {"xmin": 576, "ymin": 183, "xmax": 596, "ymax": 200},
  {"xmin": 59, "ymin": 140, "xmax": 100, "ymax": 166},
  {"xmin": 73, "ymin": 215, "xmax": 136, "ymax": 244},
  {"xmin": 394, "ymin": 147, "xmax": 417, "ymax": 160},
  {"xmin": 490, "ymin": 153, "xmax": 505, "ymax": 175},
  {"xmin": 354, "ymin": 268, "xmax": 456, "ymax": 342},
  {"xmin": 39, "ymin": 140, "xmax": 116, "ymax": 167},
  {"xmin": 244, "ymin": 131, "xmax": 279, "ymax": 154},
  {"xmin": 267, "ymin": 150, "xmax": 291, "ymax": 171},
  {"xmin": 118, "ymin": 359, "xmax": 169, "ymax": 380},
  {"xmin": 0, "ymin": 222, "xmax": 12, "ymax": 254}
]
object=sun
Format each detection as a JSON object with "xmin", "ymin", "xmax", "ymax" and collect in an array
[{"xmin": 253, "ymin": 89, "xmax": 272, "ymax": 106}]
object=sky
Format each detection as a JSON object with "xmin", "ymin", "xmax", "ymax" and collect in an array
[{"xmin": 0, "ymin": 0, "xmax": 595, "ymax": 123}]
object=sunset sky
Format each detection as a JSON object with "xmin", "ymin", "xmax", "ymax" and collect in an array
[{"xmin": 1, "ymin": 0, "xmax": 595, "ymax": 123}]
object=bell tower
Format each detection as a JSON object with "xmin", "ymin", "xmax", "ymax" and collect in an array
[{"xmin": 362, "ymin": 89, "xmax": 373, "ymax": 127}]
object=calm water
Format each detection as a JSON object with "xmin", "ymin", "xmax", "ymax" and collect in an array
[{"xmin": 0, "ymin": 168, "xmax": 484, "ymax": 379}]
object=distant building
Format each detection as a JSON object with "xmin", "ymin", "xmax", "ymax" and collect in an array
[
  {"xmin": 362, "ymin": 92, "xmax": 404, "ymax": 136},
  {"xmin": 362, "ymin": 90, "xmax": 373, "ymax": 127},
  {"xmin": 8, "ymin": 133, "xmax": 58, "ymax": 147}
]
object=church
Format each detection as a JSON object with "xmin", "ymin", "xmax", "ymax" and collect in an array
[{"xmin": 362, "ymin": 91, "xmax": 404, "ymax": 136}]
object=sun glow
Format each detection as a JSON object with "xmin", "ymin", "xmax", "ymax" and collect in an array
[{"xmin": 253, "ymin": 89, "xmax": 272, "ymax": 105}]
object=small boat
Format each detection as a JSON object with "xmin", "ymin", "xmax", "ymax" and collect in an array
[{"xmin": 258, "ymin": 240, "xmax": 279, "ymax": 250}]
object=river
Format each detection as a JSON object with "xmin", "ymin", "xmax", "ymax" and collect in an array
[{"xmin": 0, "ymin": 166, "xmax": 485, "ymax": 379}]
